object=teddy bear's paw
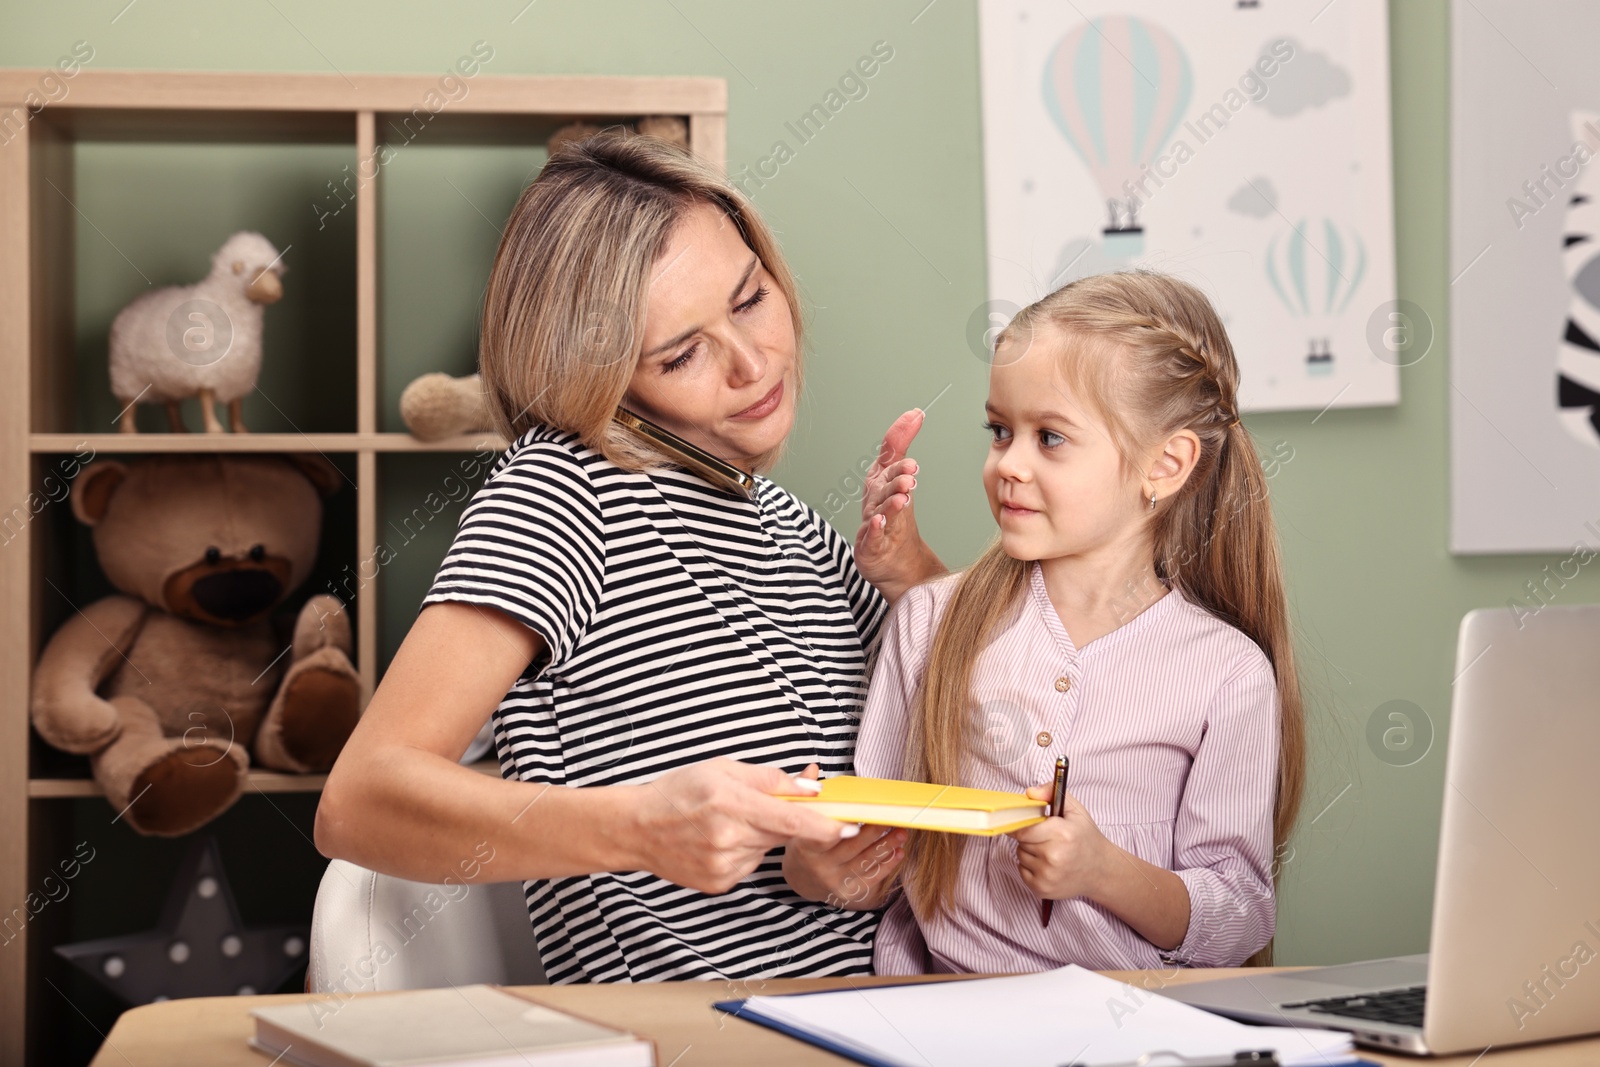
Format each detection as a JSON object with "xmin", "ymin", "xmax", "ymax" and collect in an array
[
  {"xmin": 292, "ymin": 594, "xmax": 352, "ymax": 659},
  {"xmin": 88, "ymin": 695, "xmax": 248, "ymax": 836},
  {"xmin": 119, "ymin": 740, "xmax": 248, "ymax": 837},
  {"xmin": 255, "ymin": 647, "xmax": 362, "ymax": 773}
]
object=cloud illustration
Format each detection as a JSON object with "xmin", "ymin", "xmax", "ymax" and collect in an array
[
  {"xmin": 1228, "ymin": 178, "xmax": 1279, "ymax": 218},
  {"xmin": 1259, "ymin": 38, "xmax": 1351, "ymax": 117}
]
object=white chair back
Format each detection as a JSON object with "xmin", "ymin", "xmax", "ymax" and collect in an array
[{"xmin": 307, "ymin": 859, "xmax": 545, "ymax": 993}]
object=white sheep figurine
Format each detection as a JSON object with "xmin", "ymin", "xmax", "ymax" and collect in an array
[{"xmin": 110, "ymin": 231, "xmax": 286, "ymax": 433}]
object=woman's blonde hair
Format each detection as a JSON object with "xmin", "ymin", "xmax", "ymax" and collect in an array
[
  {"xmin": 478, "ymin": 127, "xmax": 806, "ymax": 472},
  {"xmin": 904, "ymin": 269, "xmax": 1305, "ymax": 968}
]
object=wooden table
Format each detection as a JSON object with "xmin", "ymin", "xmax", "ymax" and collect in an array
[{"xmin": 89, "ymin": 967, "xmax": 1600, "ymax": 1066}]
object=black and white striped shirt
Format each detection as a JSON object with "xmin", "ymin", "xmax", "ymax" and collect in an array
[{"xmin": 421, "ymin": 422, "xmax": 888, "ymax": 982}]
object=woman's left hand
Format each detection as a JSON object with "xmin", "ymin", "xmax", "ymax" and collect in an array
[
  {"xmin": 855, "ymin": 409, "xmax": 945, "ymax": 604},
  {"xmin": 1008, "ymin": 783, "xmax": 1111, "ymax": 902}
]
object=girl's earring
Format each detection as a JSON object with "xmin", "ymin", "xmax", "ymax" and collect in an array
[{"xmin": 1148, "ymin": 489, "xmax": 1157, "ymax": 511}]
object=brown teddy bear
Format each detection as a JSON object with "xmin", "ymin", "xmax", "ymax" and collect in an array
[{"xmin": 30, "ymin": 453, "xmax": 363, "ymax": 836}]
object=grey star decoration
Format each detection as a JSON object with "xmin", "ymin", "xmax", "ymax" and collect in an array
[{"xmin": 55, "ymin": 835, "xmax": 308, "ymax": 1004}]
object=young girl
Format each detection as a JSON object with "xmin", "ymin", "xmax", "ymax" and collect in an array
[{"xmin": 852, "ymin": 269, "xmax": 1305, "ymax": 974}]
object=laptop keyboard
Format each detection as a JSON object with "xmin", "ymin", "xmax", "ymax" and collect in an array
[{"xmin": 1280, "ymin": 985, "xmax": 1427, "ymax": 1029}]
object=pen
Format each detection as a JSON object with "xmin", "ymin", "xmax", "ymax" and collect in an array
[
  {"xmin": 1040, "ymin": 754, "xmax": 1070, "ymax": 927},
  {"xmin": 1062, "ymin": 1051, "xmax": 1281, "ymax": 1067}
]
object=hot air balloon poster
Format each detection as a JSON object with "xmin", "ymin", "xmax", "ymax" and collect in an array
[
  {"xmin": 1450, "ymin": 0, "xmax": 1600, "ymax": 552},
  {"xmin": 977, "ymin": 0, "xmax": 1396, "ymax": 413}
]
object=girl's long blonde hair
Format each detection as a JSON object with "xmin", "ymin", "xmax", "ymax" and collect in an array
[
  {"xmin": 904, "ymin": 270, "xmax": 1305, "ymax": 967},
  {"xmin": 477, "ymin": 127, "xmax": 806, "ymax": 473}
]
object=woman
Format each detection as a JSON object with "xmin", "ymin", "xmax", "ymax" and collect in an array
[{"xmin": 315, "ymin": 129, "xmax": 945, "ymax": 983}]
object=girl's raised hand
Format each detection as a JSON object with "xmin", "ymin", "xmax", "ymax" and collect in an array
[{"xmin": 1008, "ymin": 783, "xmax": 1111, "ymax": 903}]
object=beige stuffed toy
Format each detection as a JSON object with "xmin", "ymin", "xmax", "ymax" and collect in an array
[
  {"xmin": 395, "ymin": 115, "xmax": 691, "ymax": 444},
  {"xmin": 30, "ymin": 454, "xmax": 362, "ymax": 836},
  {"xmin": 109, "ymin": 231, "xmax": 286, "ymax": 434},
  {"xmin": 547, "ymin": 114, "xmax": 688, "ymax": 156},
  {"xmin": 398, "ymin": 373, "xmax": 494, "ymax": 442}
]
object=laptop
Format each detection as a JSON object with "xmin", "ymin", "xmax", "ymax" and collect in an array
[{"xmin": 1161, "ymin": 604, "xmax": 1600, "ymax": 1056}]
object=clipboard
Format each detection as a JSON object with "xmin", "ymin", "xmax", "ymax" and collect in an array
[
  {"xmin": 715, "ymin": 998, "xmax": 1389, "ymax": 1067},
  {"xmin": 711, "ymin": 965, "xmax": 1386, "ymax": 1067},
  {"xmin": 716, "ymin": 996, "xmax": 905, "ymax": 1067}
]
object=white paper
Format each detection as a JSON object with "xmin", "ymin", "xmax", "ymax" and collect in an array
[{"xmin": 741, "ymin": 965, "xmax": 1355, "ymax": 1067}]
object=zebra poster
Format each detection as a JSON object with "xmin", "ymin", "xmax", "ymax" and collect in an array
[
  {"xmin": 1451, "ymin": 0, "xmax": 1600, "ymax": 552},
  {"xmin": 976, "ymin": 0, "xmax": 1396, "ymax": 413}
]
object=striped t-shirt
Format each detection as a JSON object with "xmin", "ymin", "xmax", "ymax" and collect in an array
[
  {"xmin": 421, "ymin": 422, "xmax": 888, "ymax": 983},
  {"xmin": 855, "ymin": 562, "xmax": 1280, "ymax": 973}
]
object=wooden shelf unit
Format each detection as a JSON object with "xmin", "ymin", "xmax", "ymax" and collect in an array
[
  {"xmin": 26, "ymin": 759, "xmax": 504, "ymax": 799},
  {"xmin": 29, "ymin": 432, "xmax": 509, "ymax": 454},
  {"xmin": 0, "ymin": 68, "xmax": 727, "ymax": 1065}
]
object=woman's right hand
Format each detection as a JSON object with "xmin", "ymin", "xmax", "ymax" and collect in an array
[{"xmin": 628, "ymin": 758, "xmax": 855, "ymax": 895}]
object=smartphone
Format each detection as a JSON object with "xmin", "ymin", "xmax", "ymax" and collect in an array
[{"xmin": 612, "ymin": 406, "xmax": 756, "ymax": 500}]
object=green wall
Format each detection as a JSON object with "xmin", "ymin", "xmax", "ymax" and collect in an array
[{"xmin": 4, "ymin": 0, "xmax": 1569, "ymax": 975}]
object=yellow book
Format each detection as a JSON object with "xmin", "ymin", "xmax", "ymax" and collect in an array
[{"xmin": 779, "ymin": 776, "xmax": 1047, "ymax": 835}]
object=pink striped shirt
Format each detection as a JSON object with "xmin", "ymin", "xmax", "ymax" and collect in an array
[{"xmin": 854, "ymin": 561, "xmax": 1280, "ymax": 974}]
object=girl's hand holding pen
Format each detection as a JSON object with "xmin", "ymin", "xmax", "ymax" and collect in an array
[{"xmin": 1009, "ymin": 782, "xmax": 1111, "ymax": 903}]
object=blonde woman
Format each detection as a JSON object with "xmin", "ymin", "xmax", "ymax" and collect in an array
[
  {"xmin": 853, "ymin": 270, "xmax": 1306, "ymax": 974},
  {"xmin": 315, "ymin": 130, "xmax": 943, "ymax": 983}
]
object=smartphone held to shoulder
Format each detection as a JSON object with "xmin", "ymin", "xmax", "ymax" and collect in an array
[{"xmin": 612, "ymin": 406, "xmax": 757, "ymax": 500}]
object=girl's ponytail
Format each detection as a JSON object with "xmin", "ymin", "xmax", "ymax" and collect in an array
[
  {"xmin": 902, "ymin": 543, "xmax": 1028, "ymax": 922},
  {"xmin": 1155, "ymin": 410, "xmax": 1306, "ymax": 967}
]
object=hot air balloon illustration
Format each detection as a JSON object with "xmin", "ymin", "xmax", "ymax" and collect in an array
[
  {"xmin": 1262, "ymin": 218, "xmax": 1367, "ymax": 376},
  {"xmin": 1042, "ymin": 16, "xmax": 1192, "ymax": 258}
]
